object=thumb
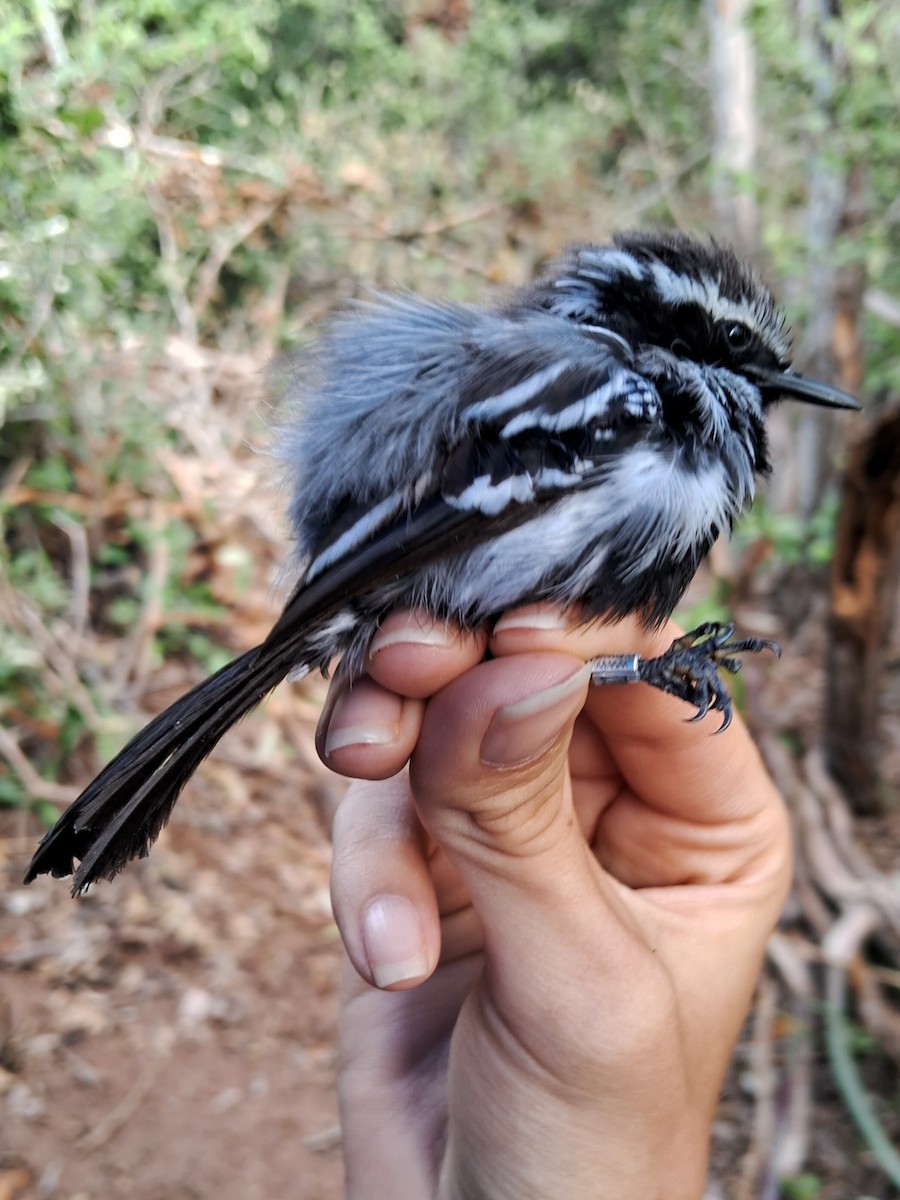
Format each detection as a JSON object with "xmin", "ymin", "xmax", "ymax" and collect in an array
[{"xmin": 409, "ymin": 653, "xmax": 605, "ymax": 957}]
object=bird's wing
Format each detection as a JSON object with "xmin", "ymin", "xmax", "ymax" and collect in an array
[
  {"xmin": 284, "ymin": 300, "xmax": 655, "ymax": 562},
  {"xmin": 26, "ymin": 325, "xmax": 662, "ymax": 893},
  {"xmin": 271, "ymin": 333, "xmax": 662, "ymax": 642}
]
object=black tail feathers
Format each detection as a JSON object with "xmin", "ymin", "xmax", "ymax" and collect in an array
[{"xmin": 24, "ymin": 643, "xmax": 292, "ymax": 895}]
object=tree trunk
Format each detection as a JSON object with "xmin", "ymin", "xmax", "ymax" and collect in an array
[
  {"xmin": 825, "ymin": 407, "xmax": 900, "ymax": 814},
  {"xmin": 707, "ymin": 0, "xmax": 759, "ymax": 259}
]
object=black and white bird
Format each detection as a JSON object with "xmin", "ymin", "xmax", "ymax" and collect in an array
[{"xmin": 25, "ymin": 230, "xmax": 859, "ymax": 894}]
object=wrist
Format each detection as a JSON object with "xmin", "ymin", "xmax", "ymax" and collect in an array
[
  {"xmin": 435, "ymin": 1037, "xmax": 715, "ymax": 1200},
  {"xmin": 438, "ymin": 1108, "xmax": 712, "ymax": 1200}
]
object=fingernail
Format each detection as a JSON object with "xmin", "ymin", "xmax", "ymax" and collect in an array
[
  {"xmin": 480, "ymin": 664, "xmax": 591, "ymax": 767},
  {"xmin": 323, "ymin": 685, "xmax": 401, "ymax": 755},
  {"xmin": 369, "ymin": 613, "xmax": 456, "ymax": 656},
  {"xmin": 362, "ymin": 895, "xmax": 429, "ymax": 988},
  {"xmin": 493, "ymin": 606, "xmax": 571, "ymax": 634}
]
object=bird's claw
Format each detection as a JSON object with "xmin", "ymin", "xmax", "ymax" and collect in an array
[{"xmin": 636, "ymin": 622, "xmax": 780, "ymax": 732}]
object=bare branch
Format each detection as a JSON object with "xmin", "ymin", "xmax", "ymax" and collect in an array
[
  {"xmin": 0, "ymin": 724, "xmax": 79, "ymax": 805},
  {"xmin": 192, "ymin": 196, "xmax": 284, "ymax": 319},
  {"xmin": 33, "ymin": 0, "xmax": 69, "ymax": 68}
]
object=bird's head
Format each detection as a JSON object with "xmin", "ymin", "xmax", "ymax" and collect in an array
[
  {"xmin": 539, "ymin": 229, "xmax": 860, "ymax": 422},
  {"xmin": 527, "ymin": 229, "xmax": 860, "ymax": 528}
]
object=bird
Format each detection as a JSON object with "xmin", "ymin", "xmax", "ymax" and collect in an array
[{"xmin": 24, "ymin": 229, "xmax": 860, "ymax": 895}]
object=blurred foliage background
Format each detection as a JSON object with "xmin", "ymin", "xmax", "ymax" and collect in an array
[{"xmin": 1, "ymin": 2, "xmax": 899, "ymax": 1197}]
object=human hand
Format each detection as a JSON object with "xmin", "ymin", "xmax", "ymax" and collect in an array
[{"xmin": 320, "ymin": 607, "xmax": 791, "ymax": 1200}]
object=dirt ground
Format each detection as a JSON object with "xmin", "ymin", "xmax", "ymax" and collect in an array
[
  {"xmin": 1, "ymin": 624, "xmax": 899, "ymax": 1200},
  {"xmin": 0, "ymin": 680, "xmax": 349, "ymax": 1200}
]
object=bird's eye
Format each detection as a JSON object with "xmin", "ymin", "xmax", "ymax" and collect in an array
[{"xmin": 719, "ymin": 321, "xmax": 754, "ymax": 353}]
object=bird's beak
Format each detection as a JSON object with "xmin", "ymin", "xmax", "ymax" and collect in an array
[{"xmin": 746, "ymin": 364, "xmax": 861, "ymax": 411}]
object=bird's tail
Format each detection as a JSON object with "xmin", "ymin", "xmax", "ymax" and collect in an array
[{"xmin": 24, "ymin": 641, "xmax": 296, "ymax": 894}]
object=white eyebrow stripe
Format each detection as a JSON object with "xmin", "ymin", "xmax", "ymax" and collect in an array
[{"xmin": 647, "ymin": 263, "xmax": 791, "ymax": 359}]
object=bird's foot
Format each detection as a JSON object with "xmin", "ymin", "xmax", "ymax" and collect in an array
[{"xmin": 589, "ymin": 622, "xmax": 781, "ymax": 732}]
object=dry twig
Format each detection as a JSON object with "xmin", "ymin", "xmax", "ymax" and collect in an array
[{"xmin": 758, "ymin": 724, "xmax": 900, "ymax": 1191}]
